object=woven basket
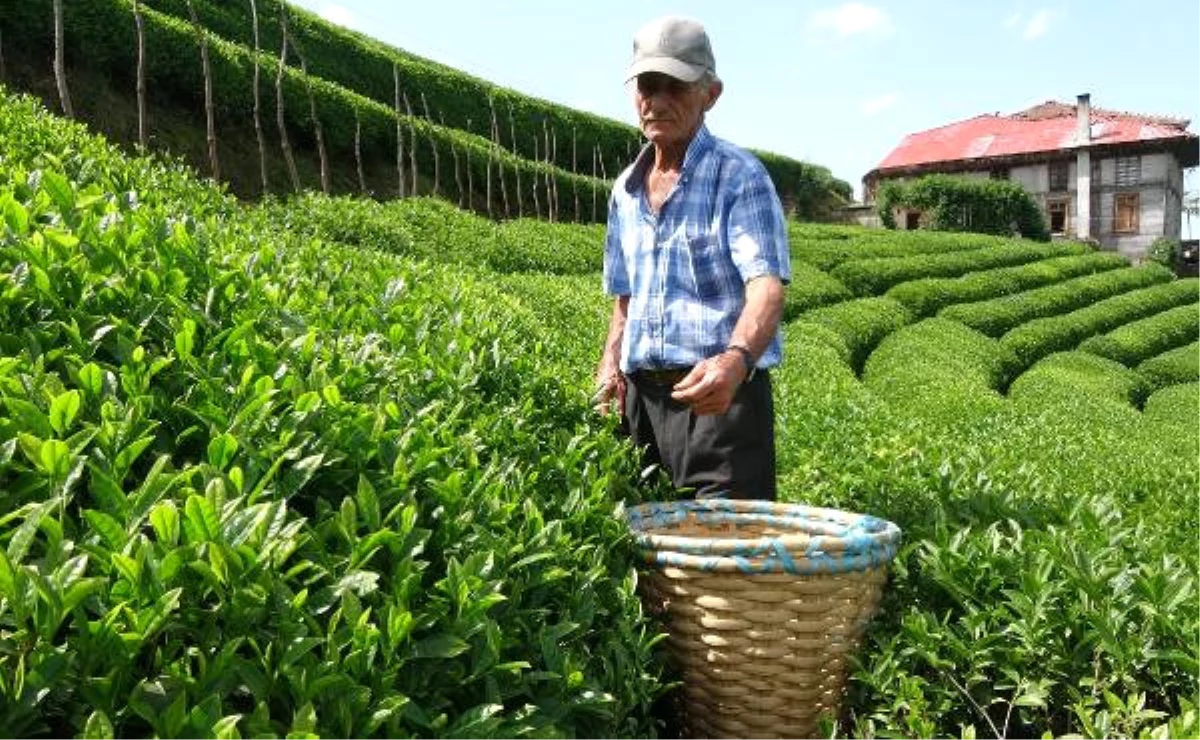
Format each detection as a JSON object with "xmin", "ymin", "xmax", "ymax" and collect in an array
[{"xmin": 625, "ymin": 499, "xmax": 902, "ymax": 739}]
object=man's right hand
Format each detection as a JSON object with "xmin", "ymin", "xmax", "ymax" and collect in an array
[{"xmin": 592, "ymin": 369, "xmax": 626, "ymax": 416}]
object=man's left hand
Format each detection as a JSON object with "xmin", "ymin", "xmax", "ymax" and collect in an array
[{"xmin": 670, "ymin": 351, "xmax": 746, "ymax": 415}]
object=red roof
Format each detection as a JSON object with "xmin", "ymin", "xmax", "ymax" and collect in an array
[{"xmin": 870, "ymin": 100, "xmax": 1197, "ymax": 176}]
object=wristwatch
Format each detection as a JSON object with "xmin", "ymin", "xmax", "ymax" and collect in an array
[{"xmin": 726, "ymin": 344, "xmax": 756, "ymax": 383}]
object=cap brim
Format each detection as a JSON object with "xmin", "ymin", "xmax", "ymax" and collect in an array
[{"xmin": 626, "ymin": 56, "xmax": 706, "ymax": 83}]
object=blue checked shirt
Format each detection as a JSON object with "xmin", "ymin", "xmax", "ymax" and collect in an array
[{"xmin": 603, "ymin": 125, "xmax": 791, "ymax": 374}]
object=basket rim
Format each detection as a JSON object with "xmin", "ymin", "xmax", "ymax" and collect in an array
[{"xmin": 624, "ymin": 499, "xmax": 902, "ymax": 575}]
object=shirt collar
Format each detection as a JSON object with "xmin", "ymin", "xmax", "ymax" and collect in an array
[{"xmin": 624, "ymin": 124, "xmax": 715, "ymax": 195}]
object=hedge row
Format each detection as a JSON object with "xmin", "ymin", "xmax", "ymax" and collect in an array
[
  {"xmin": 1136, "ymin": 341, "xmax": 1200, "ymax": 393},
  {"xmin": 783, "ymin": 262, "xmax": 853, "ymax": 320},
  {"xmin": 6, "ymin": 0, "xmax": 850, "ymax": 216},
  {"xmin": 862, "ymin": 317, "xmax": 1011, "ymax": 420},
  {"xmin": 794, "ymin": 297, "xmax": 914, "ymax": 372},
  {"xmin": 152, "ymin": 0, "xmax": 648, "ymax": 175},
  {"xmin": 885, "ymin": 252, "xmax": 1129, "ymax": 317},
  {"xmin": 1078, "ymin": 303, "xmax": 1200, "ymax": 368},
  {"xmin": 261, "ymin": 194, "xmax": 606, "ymax": 275},
  {"xmin": 830, "ymin": 242, "xmax": 1087, "ymax": 297},
  {"xmin": 5, "ymin": 0, "xmax": 613, "ymax": 219},
  {"xmin": 938, "ymin": 263, "xmax": 1175, "ymax": 337},
  {"xmin": 1143, "ymin": 382, "xmax": 1200, "ymax": 427},
  {"xmin": 788, "ymin": 224, "xmax": 1004, "ymax": 271},
  {"xmin": 999, "ymin": 279, "xmax": 1200, "ymax": 373},
  {"xmin": 1009, "ymin": 351, "xmax": 1149, "ymax": 409}
]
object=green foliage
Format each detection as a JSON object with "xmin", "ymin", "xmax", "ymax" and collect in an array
[
  {"xmin": 0, "ymin": 90, "xmax": 667, "ymax": 738},
  {"xmin": 939, "ymin": 263, "xmax": 1175, "ymax": 337},
  {"xmin": 877, "ymin": 174, "xmax": 1051, "ymax": 241},
  {"xmin": 0, "ymin": 0, "xmax": 850, "ymax": 219},
  {"xmin": 1137, "ymin": 342, "xmax": 1200, "ymax": 392},
  {"xmin": 788, "ymin": 221, "xmax": 1000, "ymax": 271},
  {"xmin": 795, "ymin": 298, "xmax": 914, "ymax": 373},
  {"xmin": 1009, "ymin": 351, "xmax": 1150, "ymax": 409},
  {"xmin": 863, "ymin": 318, "xmax": 1013, "ymax": 418},
  {"xmin": 1078, "ymin": 303, "xmax": 1200, "ymax": 368},
  {"xmin": 783, "ymin": 261, "xmax": 854, "ymax": 320},
  {"xmin": 1147, "ymin": 237, "xmax": 1180, "ymax": 269},
  {"xmin": 3, "ymin": 89, "xmax": 1197, "ymax": 740},
  {"xmin": 1000, "ymin": 278, "xmax": 1199, "ymax": 373},
  {"xmin": 886, "ymin": 252, "xmax": 1129, "ymax": 317},
  {"xmin": 263, "ymin": 193, "xmax": 605, "ymax": 274},
  {"xmin": 830, "ymin": 241, "xmax": 1085, "ymax": 297}
]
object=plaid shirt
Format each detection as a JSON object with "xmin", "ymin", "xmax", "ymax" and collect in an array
[{"xmin": 603, "ymin": 125, "xmax": 790, "ymax": 373}]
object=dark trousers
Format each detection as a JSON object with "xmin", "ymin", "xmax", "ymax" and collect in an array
[{"xmin": 623, "ymin": 370, "xmax": 777, "ymax": 500}]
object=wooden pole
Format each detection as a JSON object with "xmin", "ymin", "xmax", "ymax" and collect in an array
[
  {"xmin": 132, "ymin": 0, "xmax": 147, "ymax": 148},
  {"xmin": 354, "ymin": 108, "xmax": 367, "ymax": 195},
  {"xmin": 52, "ymin": 0, "xmax": 74, "ymax": 117},
  {"xmin": 531, "ymin": 130, "xmax": 541, "ymax": 219},
  {"xmin": 572, "ymin": 128, "xmax": 579, "ymax": 223},
  {"xmin": 393, "ymin": 64, "xmax": 405, "ymax": 198},
  {"xmin": 186, "ymin": 0, "xmax": 220, "ymax": 181},
  {"xmin": 275, "ymin": 7, "xmax": 300, "ymax": 192},
  {"xmin": 421, "ymin": 93, "xmax": 438, "ymax": 196},
  {"xmin": 403, "ymin": 92, "xmax": 417, "ymax": 195},
  {"xmin": 292, "ymin": 34, "xmax": 329, "ymax": 194},
  {"xmin": 490, "ymin": 98, "xmax": 509, "ymax": 218},
  {"xmin": 447, "ymin": 113, "xmax": 463, "ymax": 208},
  {"xmin": 248, "ymin": 0, "xmax": 268, "ymax": 193},
  {"xmin": 509, "ymin": 104, "xmax": 522, "ymax": 217}
]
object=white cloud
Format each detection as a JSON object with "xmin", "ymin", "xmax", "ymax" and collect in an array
[
  {"xmin": 317, "ymin": 3, "xmax": 357, "ymax": 29},
  {"xmin": 809, "ymin": 3, "xmax": 893, "ymax": 38},
  {"xmin": 1005, "ymin": 8, "xmax": 1060, "ymax": 40},
  {"xmin": 1022, "ymin": 9, "xmax": 1055, "ymax": 39},
  {"xmin": 862, "ymin": 92, "xmax": 900, "ymax": 116}
]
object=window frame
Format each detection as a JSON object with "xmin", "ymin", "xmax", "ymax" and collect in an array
[
  {"xmin": 1046, "ymin": 198, "xmax": 1070, "ymax": 235},
  {"xmin": 1114, "ymin": 192, "xmax": 1139, "ymax": 234},
  {"xmin": 1115, "ymin": 156, "xmax": 1141, "ymax": 187},
  {"xmin": 1048, "ymin": 161, "xmax": 1069, "ymax": 192}
]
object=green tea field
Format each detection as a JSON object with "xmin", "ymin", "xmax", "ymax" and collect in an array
[{"xmin": 1, "ymin": 89, "xmax": 1197, "ymax": 738}]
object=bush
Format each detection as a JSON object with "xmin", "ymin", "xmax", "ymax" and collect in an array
[{"xmin": 877, "ymin": 174, "xmax": 1051, "ymax": 241}]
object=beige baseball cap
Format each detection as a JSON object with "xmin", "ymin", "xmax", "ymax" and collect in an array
[{"xmin": 626, "ymin": 16, "xmax": 716, "ymax": 83}]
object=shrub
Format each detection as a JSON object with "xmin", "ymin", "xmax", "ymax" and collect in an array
[{"xmin": 877, "ymin": 174, "xmax": 1051, "ymax": 241}]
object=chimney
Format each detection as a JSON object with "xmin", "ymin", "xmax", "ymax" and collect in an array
[
  {"xmin": 1075, "ymin": 93, "xmax": 1092, "ymax": 240},
  {"xmin": 1076, "ymin": 93, "xmax": 1091, "ymax": 144}
]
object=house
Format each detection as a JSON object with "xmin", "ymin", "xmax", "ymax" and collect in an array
[{"xmin": 863, "ymin": 94, "xmax": 1199, "ymax": 261}]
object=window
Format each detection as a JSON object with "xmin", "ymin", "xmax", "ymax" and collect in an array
[
  {"xmin": 1115, "ymin": 156, "xmax": 1141, "ymax": 187},
  {"xmin": 1048, "ymin": 161, "xmax": 1069, "ymax": 191},
  {"xmin": 989, "ymin": 168, "xmax": 1009, "ymax": 181},
  {"xmin": 1047, "ymin": 199, "xmax": 1070, "ymax": 234},
  {"xmin": 1114, "ymin": 193, "xmax": 1139, "ymax": 233}
]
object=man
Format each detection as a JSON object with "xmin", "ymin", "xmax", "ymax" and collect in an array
[{"xmin": 593, "ymin": 15, "xmax": 790, "ymax": 500}]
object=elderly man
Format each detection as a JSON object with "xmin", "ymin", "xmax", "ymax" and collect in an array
[{"xmin": 593, "ymin": 16, "xmax": 790, "ymax": 500}]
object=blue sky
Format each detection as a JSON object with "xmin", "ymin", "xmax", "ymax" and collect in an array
[{"xmin": 288, "ymin": 0, "xmax": 1198, "ymax": 221}]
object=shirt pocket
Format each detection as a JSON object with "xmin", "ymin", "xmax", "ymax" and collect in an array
[{"xmin": 684, "ymin": 233, "xmax": 728, "ymax": 300}]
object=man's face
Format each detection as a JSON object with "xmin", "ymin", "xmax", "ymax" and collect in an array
[{"xmin": 633, "ymin": 72, "xmax": 719, "ymax": 151}]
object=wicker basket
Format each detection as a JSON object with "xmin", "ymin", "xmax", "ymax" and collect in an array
[{"xmin": 625, "ymin": 499, "xmax": 902, "ymax": 739}]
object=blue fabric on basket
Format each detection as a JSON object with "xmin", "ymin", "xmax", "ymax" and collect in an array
[{"xmin": 625, "ymin": 499, "xmax": 901, "ymax": 575}]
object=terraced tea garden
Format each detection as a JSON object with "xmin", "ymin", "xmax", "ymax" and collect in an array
[{"xmin": 1, "ymin": 89, "xmax": 1197, "ymax": 738}]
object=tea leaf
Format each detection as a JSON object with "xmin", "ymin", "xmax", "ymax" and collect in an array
[{"xmin": 49, "ymin": 390, "xmax": 82, "ymax": 436}]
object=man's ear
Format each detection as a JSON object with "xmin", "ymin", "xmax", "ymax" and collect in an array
[{"xmin": 703, "ymin": 80, "xmax": 724, "ymax": 112}]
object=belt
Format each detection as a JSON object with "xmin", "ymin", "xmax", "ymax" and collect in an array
[{"xmin": 633, "ymin": 366, "xmax": 693, "ymax": 386}]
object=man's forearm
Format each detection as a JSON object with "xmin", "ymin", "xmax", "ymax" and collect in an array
[
  {"xmin": 597, "ymin": 295, "xmax": 629, "ymax": 377},
  {"xmin": 728, "ymin": 275, "xmax": 785, "ymax": 362}
]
